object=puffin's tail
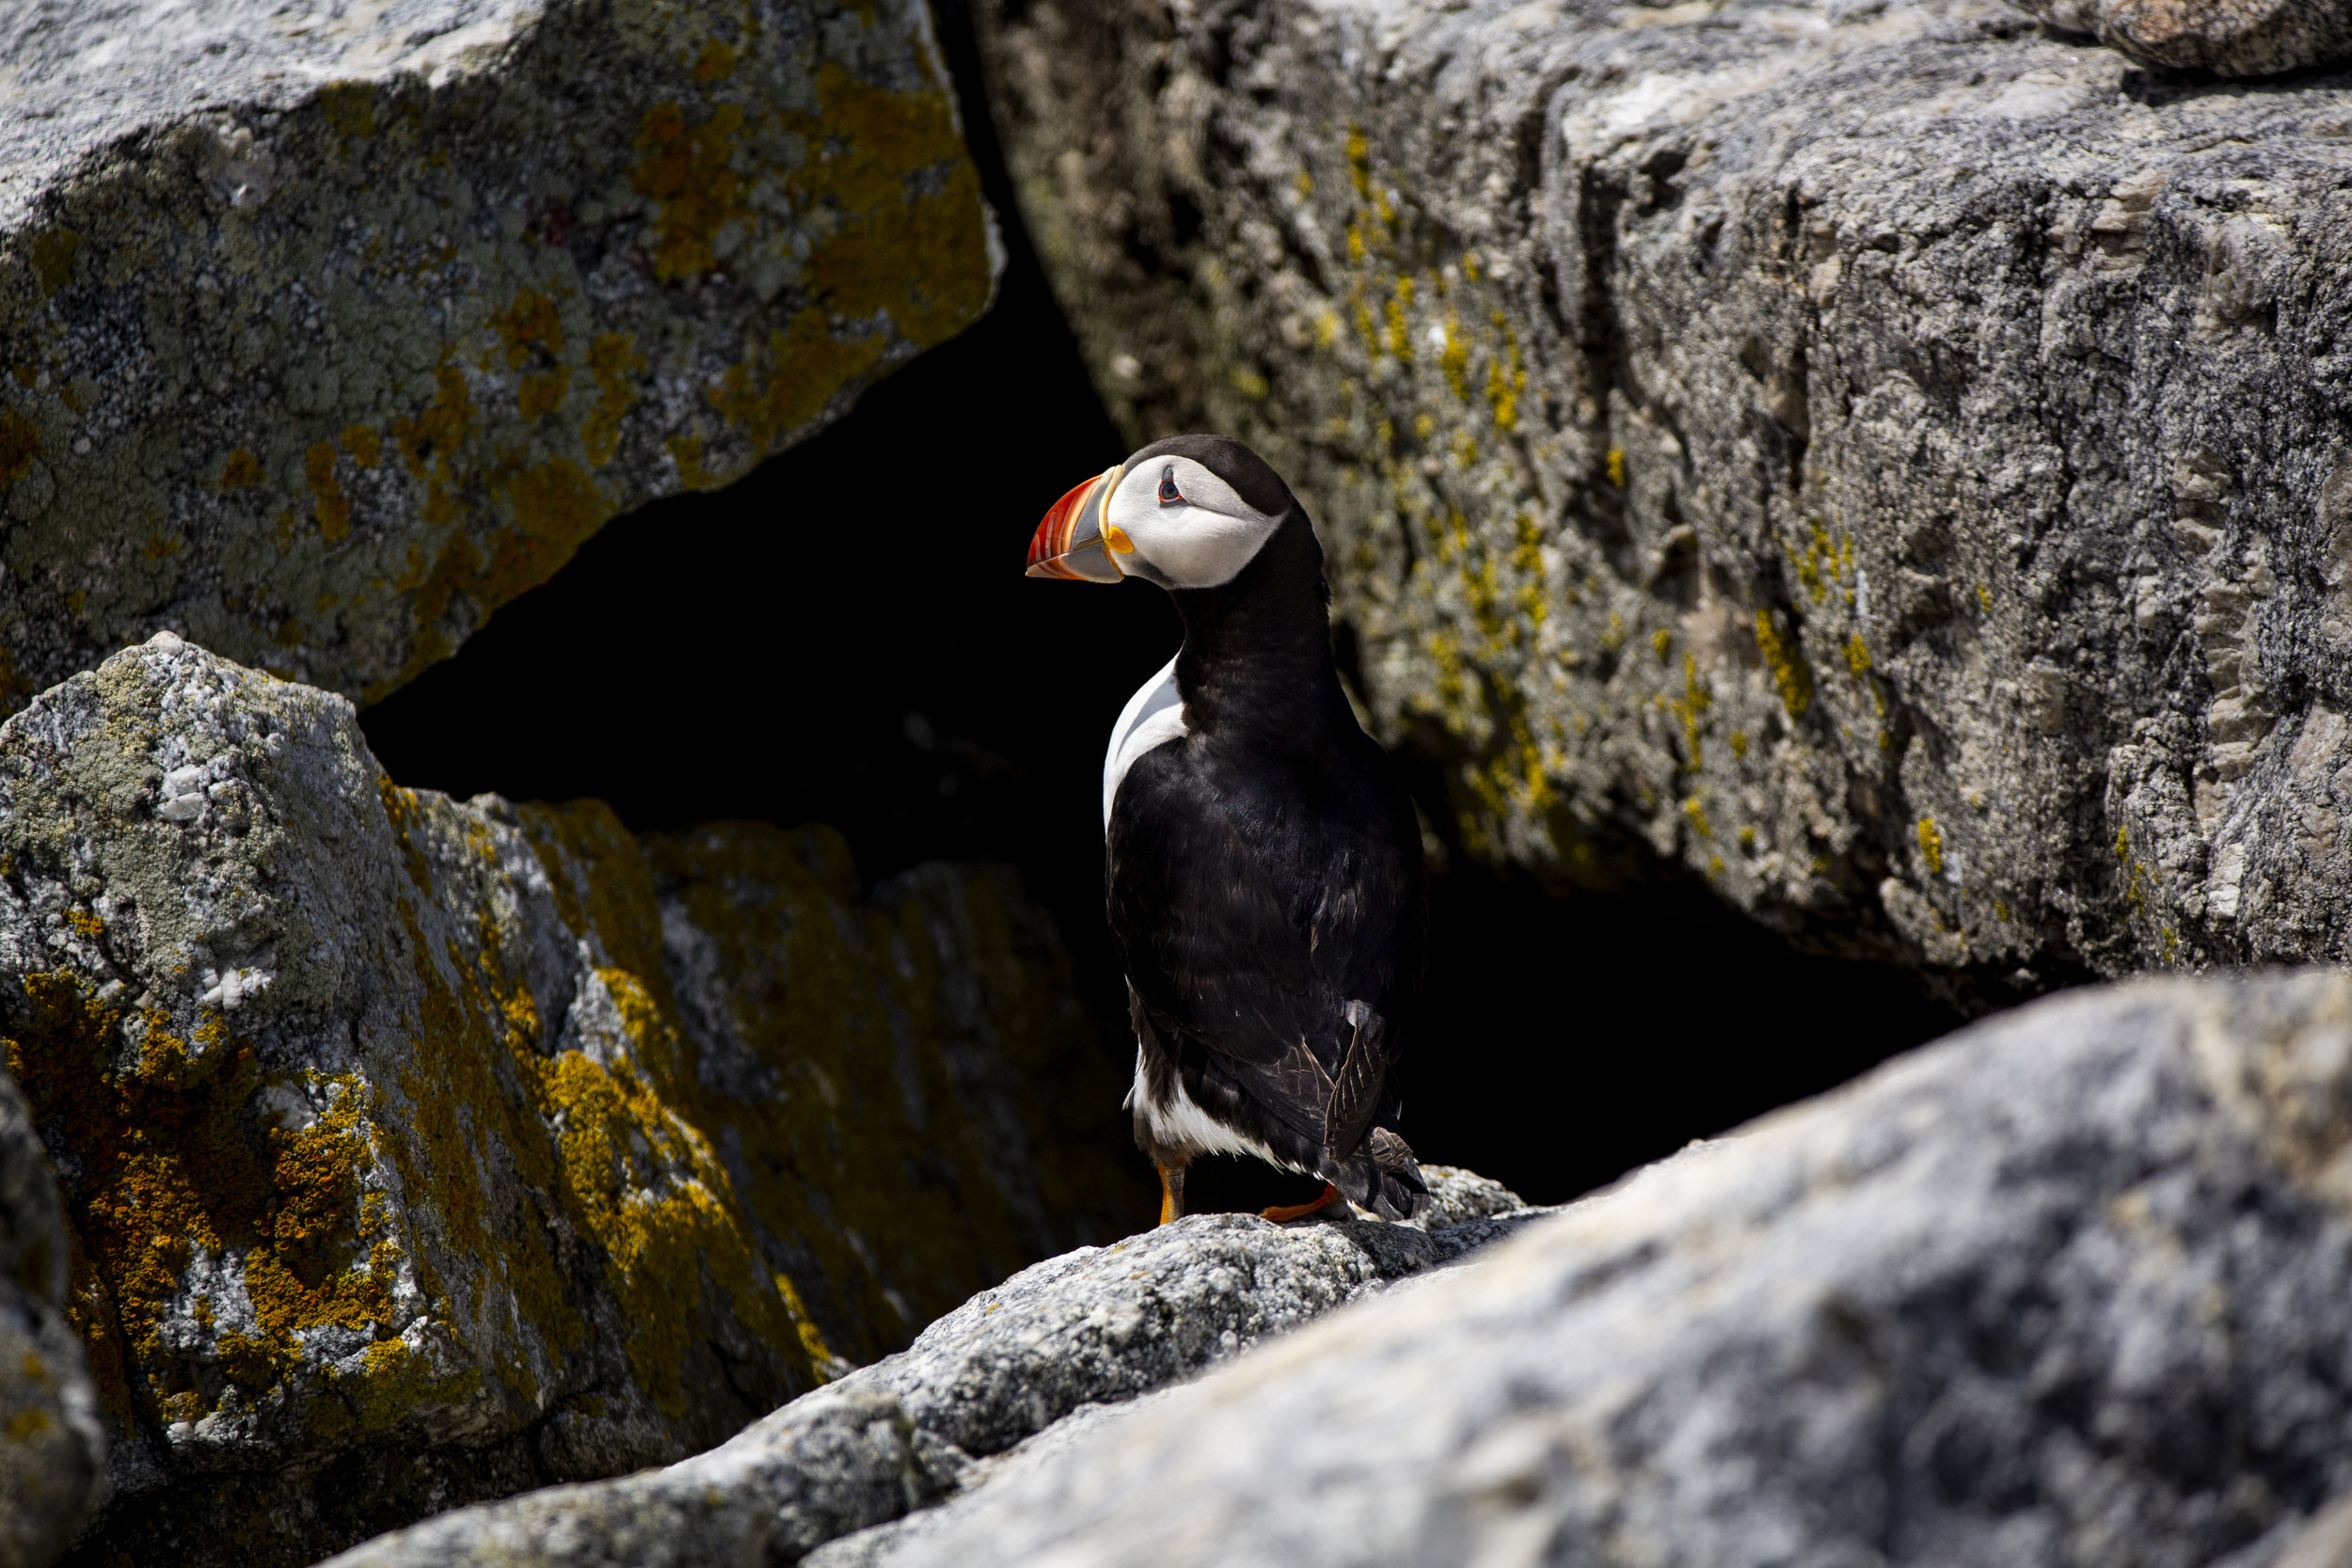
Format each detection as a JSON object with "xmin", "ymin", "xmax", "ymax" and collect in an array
[{"xmin": 1325, "ymin": 1126, "xmax": 1428, "ymax": 1222}]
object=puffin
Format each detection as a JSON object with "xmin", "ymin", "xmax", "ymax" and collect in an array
[{"xmin": 1025, "ymin": 435, "xmax": 1430, "ymax": 1226}]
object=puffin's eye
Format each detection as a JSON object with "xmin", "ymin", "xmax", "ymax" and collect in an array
[{"xmin": 1157, "ymin": 467, "xmax": 1183, "ymax": 506}]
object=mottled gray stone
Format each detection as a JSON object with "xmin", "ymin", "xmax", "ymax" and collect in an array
[
  {"xmin": 319, "ymin": 1167, "xmax": 1546, "ymax": 1568},
  {"xmin": 822, "ymin": 971, "xmax": 2352, "ymax": 1568},
  {"xmin": 0, "ymin": 0, "xmax": 996, "ymax": 714},
  {"xmin": 0, "ymin": 636, "xmax": 1133, "ymax": 1568},
  {"xmin": 2016, "ymin": 0, "xmax": 2352, "ymax": 76},
  {"xmin": 0, "ymin": 1064, "xmax": 103, "ymax": 1568},
  {"xmin": 975, "ymin": 0, "xmax": 2352, "ymax": 1006}
]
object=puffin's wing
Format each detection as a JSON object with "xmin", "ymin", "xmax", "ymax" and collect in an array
[
  {"xmin": 1323, "ymin": 1001, "xmax": 1392, "ymax": 1163},
  {"xmin": 1106, "ymin": 748, "xmax": 1417, "ymax": 1114}
]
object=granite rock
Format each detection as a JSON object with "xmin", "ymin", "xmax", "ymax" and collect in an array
[
  {"xmin": 0, "ymin": 1063, "xmax": 103, "ymax": 1568},
  {"xmin": 0, "ymin": 636, "xmax": 1133, "ymax": 1567},
  {"xmin": 975, "ymin": 0, "xmax": 2352, "ymax": 1005},
  {"xmin": 808, "ymin": 971, "xmax": 2352, "ymax": 1568},
  {"xmin": 2014, "ymin": 0, "xmax": 2352, "ymax": 76},
  {"xmin": 317, "ymin": 1167, "xmax": 1548, "ymax": 1568},
  {"xmin": 0, "ymin": 0, "xmax": 996, "ymax": 715}
]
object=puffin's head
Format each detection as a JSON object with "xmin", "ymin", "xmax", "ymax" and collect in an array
[{"xmin": 1025, "ymin": 435, "xmax": 1293, "ymax": 591}]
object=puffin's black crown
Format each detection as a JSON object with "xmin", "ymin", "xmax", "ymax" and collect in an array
[{"xmin": 1123, "ymin": 434, "xmax": 1295, "ymax": 519}]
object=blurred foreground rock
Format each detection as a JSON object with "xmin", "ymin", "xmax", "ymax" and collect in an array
[
  {"xmin": 0, "ymin": 1065, "xmax": 103, "ymax": 1568},
  {"xmin": 977, "ymin": 0, "xmax": 2352, "ymax": 1005},
  {"xmin": 321, "ymin": 1168, "xmax": 1545, "ymax": 1568},
  {"xmin": 318, "ymin": 972, "xmax": 2352, "ymax": 1568},
  {"xmin": 2015, "ymin": 0, "xmax": 2352, "ymax": 75},
  {"xmin": 0, "ymin": 636, "xmax": 1134, "ymax": 1568},
  {"xmin": 811, "ymin": 972, "xmax": 2352, "ymax": 1567},
  {"xmin": 0, "ymin": 0, "xmax": 995, "ymax": 714}
]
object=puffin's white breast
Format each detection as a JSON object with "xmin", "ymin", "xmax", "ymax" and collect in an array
[{"xmin": 1103, "ymin": 656, "xmax": 1187, "ymax": 832}]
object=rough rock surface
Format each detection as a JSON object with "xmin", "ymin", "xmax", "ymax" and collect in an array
[
  {"xmin": 0, "ymin": 636, "xmax": 1136, "ymax": 1567},
  {"xmin": 786, "ymin": 971, "xmax": 2352, "ymax": 1568},
  {"xmin": 317, "ymin": 1167, "xmax": 1548, "ymax": 1568},
  {"xmin": 977, "ymin": 0, "xmax": 2352, "ymax": 1005},
  {"xmin": 2017, "ymin": 0, "xmax": 2352, "ymax": 77},
  {"xmin": 0, "ymin": 0, "xmax": 996, "ymax": 715},
  {"xmin": 0, "ymin": 1063, "xmax": 104, "ymax": 1568}
]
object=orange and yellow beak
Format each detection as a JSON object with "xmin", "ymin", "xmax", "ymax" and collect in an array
[{"xmin": 1026, "ymin": 465, "xmax": 1129, "ymax": 582}]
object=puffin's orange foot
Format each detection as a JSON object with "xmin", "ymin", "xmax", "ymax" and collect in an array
[
  {"xmin": 1157, "ymin": 1163, "xmax": 1187, "ymax": 1227},
  {"xmin": 1262, "ymin": 1182, "xmax": 1344, "ymax": 1224}
]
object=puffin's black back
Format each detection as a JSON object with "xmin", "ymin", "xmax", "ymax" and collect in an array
[{"xmin": 1105, "ymin": 437, "xmax": 1429, "ymax": 1219}]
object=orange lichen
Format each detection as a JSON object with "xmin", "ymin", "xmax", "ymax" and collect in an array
[
  {"xmin": 219, "ymin": 448, "xmax": 262, "ymax": 490},
  {"xmin": 0, "ymin": 407, "xmax": 40, "ymax": 485},
  {"xmin": 306, "ymin": 440, "xmax": 351, "ymax": 541},
  {"xmin": 691, "ymin": 40, "xmax": 738, "ymax": 83},
  {"xmin": 29, "ymin": 230, "xmax": 80, "ymax": 297},
  {"xmin": 495, "ymin": 290, "xmax": 565, "ymax": 368},
  {"xmin": 581, "ymin": 334, "xmax": 644, "ymax": 467},
  {"xmin": 632, "ymin": 102, "xmax": 752, "ymax": 283}
]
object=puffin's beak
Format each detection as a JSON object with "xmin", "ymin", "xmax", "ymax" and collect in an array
[{"xmin": 1026, "ymin": 465, "xmax": 1127, "ymax": 582}]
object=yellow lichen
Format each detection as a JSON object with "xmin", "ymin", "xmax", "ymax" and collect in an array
[
  {"xmin": 1918, "ymin": 817, "xmax": 1945, "ymax": 875},
  {"xmin": 1754, "ymin": 608, "xmax": 1813, "ymax": 719},
  {"xmin": 1439, "ymin": 317, "xmax": 1469, "ymax": 400}
]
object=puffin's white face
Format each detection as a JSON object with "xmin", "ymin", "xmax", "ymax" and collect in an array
[
  {"xmin": 1099, "ymin": 456, "xmax": 1283, "ymax": 590},
  {"xmin": 1025, "ymin": 453, "xmax": 1283, "ymax": 590}
]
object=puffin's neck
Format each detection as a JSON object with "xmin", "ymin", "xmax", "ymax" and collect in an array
[{"xmin": 1166, "ymin": 511, "xmax": 1347, "ymax": 743}]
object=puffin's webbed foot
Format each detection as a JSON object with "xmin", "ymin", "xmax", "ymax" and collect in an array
[{"xmin": 1261, "ymin": 1182, "xmax": 1343, "ymax": 1224}]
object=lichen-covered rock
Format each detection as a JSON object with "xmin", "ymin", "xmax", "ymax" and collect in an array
[
  {"xmin": 0, "ymin": 0, "xmax": 996, "ymax": 715},
  {"xmin": 2017, "ymin": 0, "xmax": 2352, "ymax": 76},
  {"xmin": 0, "ymin": 1063, "xmax": 103, "ymax": 1568},
  {"xmin": 797, "ymin": 972, "xmax": 2352, "ymax": 1568},
  {"xmin": 317, "ymin": 1167, "xmax": 1547, "ymax": 1568},
  {"xmin": 975, "ymin": 0, "xmax": 2352, "ymax": 1004},
  {"xmin": 0, "ymin": 636, "xmax": 1134, "ymax": 1567}
]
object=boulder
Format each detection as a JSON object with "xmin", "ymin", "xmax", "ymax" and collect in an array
[
  {"xmin": 0, "ymin": 0, "xmax": 996, "ymax": 714},
  {"xmin": 974, "ymin": 0, "xmax": 2352, "ymax": 1004},
  {"xmin": 0, "ymin": 1062, "xmax": 104, "ymax": 1568},
  {"xmin": 2013, "ymin": 0, "xmax": 2352, "ymax": 76},
  {"xmin": 0, "ymin": 636, "xmax": 1136, "ymax": 1567},
  {"xmin": 313, "ymin": 1167, "xmax": 1545, "ymax": 1568},
  {"xmin": 787, "ymin": 971, "xmax": 2352, "ymax": 1568}
]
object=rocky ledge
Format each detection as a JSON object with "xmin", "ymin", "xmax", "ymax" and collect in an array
[
  {"xmin": 977, "ymin": 0, "xmax": 2352, "ymax": 1005},
  {"xmin": 322, "ymin": 1166, "xmax": 1542, "ymax": 1568},
  {"xmin": 0, "ymin": 0, "xmax": 996, "ymax": 714},
  {"xmin": 0, "ymin": 636, "xmax": 1136, "ymax": 1567},
  {"xmin": 335, "ymin": 970, "xmax": 2352, "ymax": 1567}
]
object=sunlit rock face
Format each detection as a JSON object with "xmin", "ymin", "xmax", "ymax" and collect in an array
[
  {"xmin": 0, "ymin": 0, "xmax": 997, "ymax": 715},
  {"xmin": 0, "ymin": 635, "xmax": 1135, "ymax": 1568},
  {"xmin": 974, "ymin": 0, "xmax": 2352, "ymax": 1005}
]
